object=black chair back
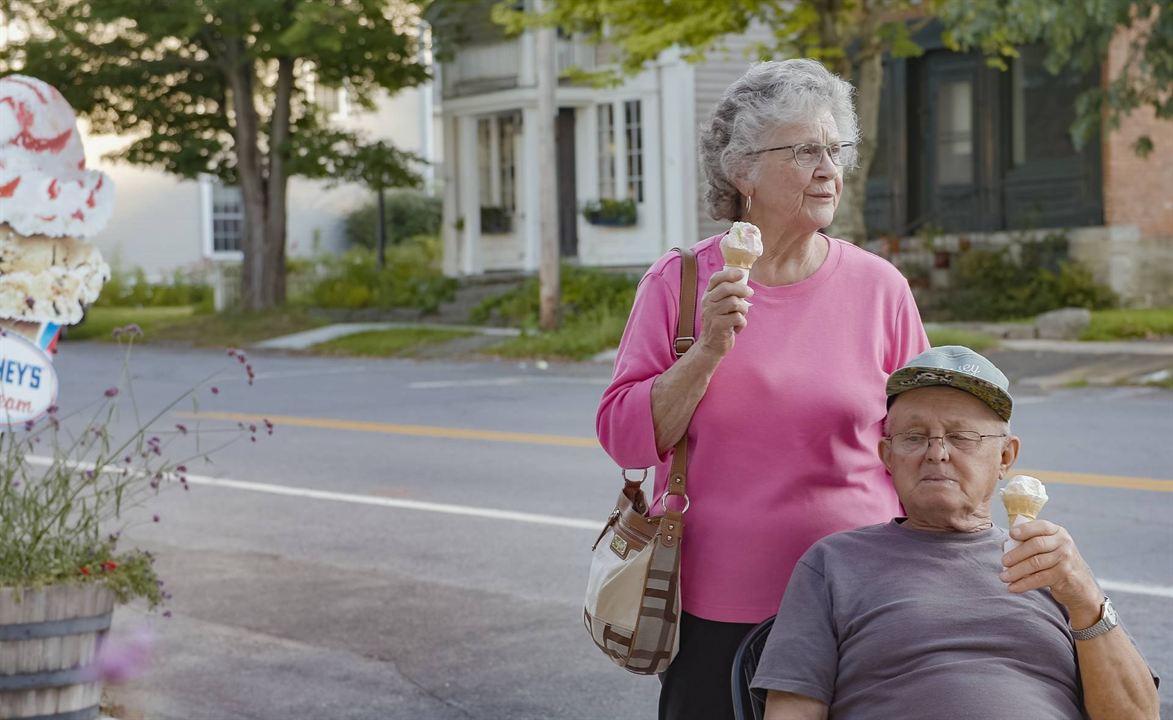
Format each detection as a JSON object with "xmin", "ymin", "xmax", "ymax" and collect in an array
[{"xmin": 730, "ymin": 615, "xmax": 775, "ymax": 720}]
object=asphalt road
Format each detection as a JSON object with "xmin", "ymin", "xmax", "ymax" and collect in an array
[{"xmin": 47, "ymin": 343, "xmax": 1173, "ymax": 720}]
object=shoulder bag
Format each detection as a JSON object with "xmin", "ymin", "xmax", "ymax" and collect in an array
[{"xmin": 583, "ymin": 246, "xmax": 697, "ymax": 675}]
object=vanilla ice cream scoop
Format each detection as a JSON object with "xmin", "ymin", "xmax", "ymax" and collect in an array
[{"xmin": 720, "ymin": 221, "xmax": 763, "ymax": 285}]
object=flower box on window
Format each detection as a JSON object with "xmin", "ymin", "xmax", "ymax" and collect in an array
[
  {"xmin": 480, "ymin": 206, "xmax": 513, "ymax": 234},
  {"xmin": 582, "ymin": 198, "xmax": 637, "ymax": 227}
]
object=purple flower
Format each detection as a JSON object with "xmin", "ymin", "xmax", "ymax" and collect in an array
[
  {"xmin": 175, "ymin": 423, "xmax": 188, "ymax": 435},
  {"xmin": 152, "ymin": 514, "xmax": 160, "ymax": 522},
  {"xmin": 104, "ymin": 387, "xmax": 119, "ymax": 398},
  {"xmin": 84, "ymin": 626, "xmax": 154, "ymax": 684},
  {"xmin": 210, "ymin": 386, "xmax": 219, "ymax": 395},
  {"xmin": 46, "ymin": 404, "xmax": 58, "ymax": 415}
]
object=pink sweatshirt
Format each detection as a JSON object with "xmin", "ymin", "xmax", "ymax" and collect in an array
[{"xmin": 597, "ymin": 234, "xmax": 929, "ymax": 623}]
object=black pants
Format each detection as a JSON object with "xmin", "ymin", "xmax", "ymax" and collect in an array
[{"xmin": 659, "ymin": 612, "xmax": 757, "ymax": 720}]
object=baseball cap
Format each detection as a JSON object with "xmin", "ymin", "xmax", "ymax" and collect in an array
[{"xmin": 886, "ymin": 345, "xmax": 1013, "ymax": 421}]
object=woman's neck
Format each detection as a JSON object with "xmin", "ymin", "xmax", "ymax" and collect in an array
[{"xmin": 749, "ymin": 226, "xmax": 827, "ymax": 286}]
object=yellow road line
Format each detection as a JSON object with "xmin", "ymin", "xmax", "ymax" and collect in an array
[
  {"xmin": 178, "ymin": 412, "xmax": 1173, "ymax": 492},
  {"xmin": 1015, "ymin": 469, "xmax": 1173, "ymax": 493},
  {"xmin": 177, "ymin": 411, "xmax": 600, "ymax": 448}
]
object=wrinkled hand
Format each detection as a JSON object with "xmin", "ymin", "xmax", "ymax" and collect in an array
[
  {"xmin": 1000, "ymin": 520, "xmax": 1102, "ymax": 621},
  {"xmin": 698, "ymin": 269, "xmax": 754, "ymax": 358}
]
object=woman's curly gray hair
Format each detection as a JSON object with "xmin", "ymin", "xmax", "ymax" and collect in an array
[{"xmin": 700, "ymin": 59, "xmax": 860, "ymax": 222}]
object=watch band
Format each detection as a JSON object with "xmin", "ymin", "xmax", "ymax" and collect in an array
[{"xmin": 1071, "ymin": 596, "xmax": 1118, "ymax": 641}]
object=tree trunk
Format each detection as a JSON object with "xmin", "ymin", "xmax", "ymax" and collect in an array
[
  {"xmin": 831, "ymin": 51, "xmax": 883, "ymax": 244},
  {"xmin": 226, "ymin": 43, "xmax": 270, "ymax": 310},
  {"xmin": 263, "ymin": 56, "xmax": 295, "ymax": 307}
]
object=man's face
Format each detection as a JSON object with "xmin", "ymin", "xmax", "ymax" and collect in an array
[{"xmin": 879, "ymin": 386, "xmax": 1019, "ymax": 532}]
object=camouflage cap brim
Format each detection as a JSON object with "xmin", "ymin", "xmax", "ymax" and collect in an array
[{"xmin": 886, "ymin": 367, "xmax": 1013, "ymax": 421}]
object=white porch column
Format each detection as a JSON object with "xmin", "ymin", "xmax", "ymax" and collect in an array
[
  {"xmin": 440, "ymin": 113, "xmax": 460, "ymax": 276},
  {"xmin": 658, "ymin": 54, "xmax": 697, "ymax": 250},
  {"xmin": 457, "ymin": 114, "xmax": 482, "ymax": 275},
  {"xmin": 521, "ymin": 106, "xmax": 541, "ymax": 272}
]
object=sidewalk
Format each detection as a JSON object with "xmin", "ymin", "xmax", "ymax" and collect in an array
[{"xmin": 253, "ymin": 321, "xmax": 1173, "ymax": 391}]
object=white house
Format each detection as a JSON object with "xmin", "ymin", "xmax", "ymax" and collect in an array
[
  {"xmin": 79, "ymin": 77, "xmax": 437, "ymax": 281},
  {"xmin": 428, "ymin": 0, "xmax": 772, "ymax": 277}
]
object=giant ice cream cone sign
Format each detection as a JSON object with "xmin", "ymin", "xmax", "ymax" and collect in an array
[
  {"xmin": 0, "ymin": 74, "xmax": 112, "ymax": 427},
  {"xmin": 0, "ymin": 74, "xmax": 113, "ymax": 354}
]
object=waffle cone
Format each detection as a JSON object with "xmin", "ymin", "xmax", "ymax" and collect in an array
[
  {"xmin": 721, "ymin": 247, "xmax": 758, "ymax": 270},
  {"xmin": 1002, "ymin": 494, "xmax": 1046, "ymax": 523}
]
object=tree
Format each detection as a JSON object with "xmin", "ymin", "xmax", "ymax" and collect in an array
[
  {"xmin": 938, "ymin": 0, "xmax": 1170, "ymax": 156},
  {"xmin": 495, "ymin": 0, "xmax": 932, "ymax": 243},
  {"xmin": 0, "ymin": 0, "xmax": 429, "ymax": 309},
  {"xmin": 335, "ymin": 139, "xmax": 422, "ymax": 268}
]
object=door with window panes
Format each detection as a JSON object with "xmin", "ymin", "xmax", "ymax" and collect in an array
[{"xmin": 916, "ymin": 52, "xmax": 1005, "ymax": 233}]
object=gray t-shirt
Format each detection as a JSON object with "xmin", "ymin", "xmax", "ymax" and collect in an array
[{"xmin": 753, "ymin": 519, "xmax": 1089, "ymax": 719}]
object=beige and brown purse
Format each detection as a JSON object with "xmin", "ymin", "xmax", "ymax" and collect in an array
[{"xmin": 583, "ymin": 247, "xmax": 697, "ymax": 675}]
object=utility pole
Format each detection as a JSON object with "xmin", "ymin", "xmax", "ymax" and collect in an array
[{"xmin": 536, "ymin": 5, "xmax": 560, "ymax": 331}]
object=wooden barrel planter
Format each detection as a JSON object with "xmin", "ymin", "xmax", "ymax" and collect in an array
[{"xmin": 0, "ymin": 583, "xmax": 114, "ymax": 720}]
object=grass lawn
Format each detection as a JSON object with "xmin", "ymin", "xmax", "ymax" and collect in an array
[
  {"xmin": 63, "ymin": 306, "xmax": 329, "ymax": 347},
  {"xmin": 1082, "ymin": 308, "xmax": 1173, "ymax": 341},
  {"xmin": 312, "ymin": 328, "xmax": 474, "ymax": 357},
  {"xmin": 925, "ymin": 328, "xmax": 999, "ymax": 353},
  {"xmin": 482, "ymin": 310, "xmax": 628, "ymax": 361}
]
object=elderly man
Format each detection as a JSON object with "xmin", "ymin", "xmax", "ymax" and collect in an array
[{"xmin": 752, "ymin": 346, "xmax": 1159, "ymax": 720}]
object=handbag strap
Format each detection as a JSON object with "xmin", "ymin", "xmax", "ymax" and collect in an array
[{"xmin": 664, "ymin": 247, "xmax": 697, "ymax": 507}]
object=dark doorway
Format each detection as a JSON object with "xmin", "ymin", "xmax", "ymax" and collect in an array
[{"xmin": 556, "ymin": 107, "xmax": 578, "ymax": 258}]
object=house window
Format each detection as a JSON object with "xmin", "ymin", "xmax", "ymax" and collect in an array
[
  {"xmin": 499, "ymin": 112, "xmax": 520, "ymax": 213},
  {"xmin": 598, "ymin": 104, "xmax": 616, "ymax": 199},
  {"xmin": 474, "ymin": 111, "xmax": 522, "ymax": 233},
  {"xmin": 211, "ymin": 181, "xmax": 244, "ymax": 254},
  {"xmin": 478, "ymin": 117, "xmax": 494, "ymax": 206},
  {"xmin": 935, "ymin": 79, "xmax": 974, "ymax": 186},
  {"xmin": 1011, "ymin": 46, "xmax": 1086, "ymax": 167},
  {"xmin": 625, "ymin": 100, "xmax": 643, "ymax": 202}
]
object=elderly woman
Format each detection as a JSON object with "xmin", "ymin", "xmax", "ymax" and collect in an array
[{"xmin": 596, "ymin": 59, "xmax": 930, "ymax": 719}]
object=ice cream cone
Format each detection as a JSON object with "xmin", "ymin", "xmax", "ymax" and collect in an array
[
  {"xmin": 0, "ymin": 75, "xmax": 113, "ymax": 339},
  {"xmin": 720, "ymin": 221, "xmax": 763, "ymax": 285},
  {"xmin": 1000, "ymin": 475, "xmax": 1048, "ymax": 552}
]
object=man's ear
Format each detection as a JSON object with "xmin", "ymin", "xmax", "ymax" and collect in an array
[
  {"xmin": 999, "ymin": 435, "xmax": 1021, "ymax": 477},
  {"xmin": 878, "ymin": 438, "xmax": 894, "ymax": 474}
]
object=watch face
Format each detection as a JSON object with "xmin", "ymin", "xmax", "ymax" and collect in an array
[{"xmin": 1104, "ymin": 600, "xmax": 1119, "ymax": 625}]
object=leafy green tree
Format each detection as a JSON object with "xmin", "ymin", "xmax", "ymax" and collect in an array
[
  {"xmin": 0, "ymin": 0, "xmax": 428, "ymax": 309},
  {"xmin": 493, "ymin": 0, "xmax": 931, "ymax": 243},
  {"xmin": 938, "ymin": 0, "xmax": 1170, "ymax": 156}
]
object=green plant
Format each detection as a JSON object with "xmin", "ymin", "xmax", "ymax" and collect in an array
[
  {"xmin": 343, "ymin": 191, "xmax": 443, "ymax": 250},
  {"xmin": 470, "ymin": 264, "xmax": 638, "ymax": 328},
  {"xmin": 582, "ymin": 198, "xmax": 638, "ymax": 227},
  {"xmin": 941, "ymin": 233, "xmax": 1117, "ymax": 321},
  {"xmin": 96, "ymin": 268, "xmax": 212, "ymax": 309},
  {"xmin": 0, "ymin": 329, "xmax": 264, "ymax": 606},
  {"xmin": 309, "ymin": 237, "xmax": 457, "ymax": 313},
  {"xmin": 486, "ymin": 306, "xmax": 630, "ymax": 360}
]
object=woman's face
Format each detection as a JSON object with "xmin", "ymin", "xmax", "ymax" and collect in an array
[{"xmin": 740, "ymin": 109, "xmax": 844, "ymax": 237}]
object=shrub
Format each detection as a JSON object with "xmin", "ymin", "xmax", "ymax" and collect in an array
[
  {"xmin": 942, "ymin": 234, "xmax": 1117, "ymax": 321},
  {"xmin": 97, "ymin": 267, "xmax": 212, "ymax": 309},
  {"xmin": 470, "ymin": 264, "xmax": 638, "ymax": 328},
  {"xmin": 344, "ymin": 190, "xmax": 442, "ymax": 250},
  {"xmin": 309, "ymin": 236, "xmax": 457, "ymax": 313}
]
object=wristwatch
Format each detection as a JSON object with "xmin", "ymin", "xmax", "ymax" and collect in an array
[{"xmin": 1071, "ymin": 596, "xmax": 1119, "ymax": 641}]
